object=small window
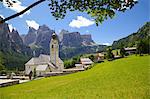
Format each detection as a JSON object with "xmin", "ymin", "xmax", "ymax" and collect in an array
[{"xmin": 52, "ymin": 45, "xmax": 54, "ymax": 48}]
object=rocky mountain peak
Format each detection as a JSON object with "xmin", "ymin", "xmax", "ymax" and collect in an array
[
  {"xmin": 38, "ymin": 25, "xmax": 50, "ymax": 33},
  {"xmin": 81, "ymin": 34, "xmax": 95, "ymax": 46},
  {"xmin": 28, "ymin": 27, "xmax": 37, "ymax": 34},
  {"xmin": 23, "ymin": 27, "xmax": 37, "ymax": 45},
  {"xmin": 0, "ymin": 21, "xmax": 32, "ymax": 55},
  {"xmin": 59, "ymin": 29, "xmax": 69, "ymax": 42},
  {"xmin": 9, "ymin": 29, "xmax": 23, "ymax": 45}
]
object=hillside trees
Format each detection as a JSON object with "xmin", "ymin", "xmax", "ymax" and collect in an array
[
  {"xmin": 120, "ymin": 47, "xmax": 126, "ymax": 57},
  {"xmin": 0, "ymin": 60, "xmax": 4, "ymax": 71},
  {"xmin": 0, "ymin": 0, "xmax": 137, "ymax": 25},
  {"xmin": 136, "ymin": 39, "xmax": 149, "ymax": 55},
  {"xmin": 112, "ymin": 22, "xmax": 150, "ymax": 49},
  {"xmin": 106, "ymin": 47, "xmax": 114, "ymax": 60},
  {"xmin": 88, "ymin": 55, "xmax": 95, "ymax": 61},
  {"xmin": 0, "ymin": 52, "xmax": 5, "ymax": 71}
]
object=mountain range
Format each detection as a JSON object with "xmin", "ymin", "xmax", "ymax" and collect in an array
[{"xmin": 21, "ymin": 25, "xmax": 106, "ymax": 58}]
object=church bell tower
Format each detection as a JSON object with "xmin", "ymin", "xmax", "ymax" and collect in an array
[{"xmin": 50, "ymin": 32, "xmax": 59, "ymax": 66}]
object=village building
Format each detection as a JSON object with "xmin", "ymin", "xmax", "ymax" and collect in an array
[
  {"xmin": 98, "ymin": 53, "xmax": 105, "ymax": 60},
  {"xmin": 75, "ymin": 58, "xmax": 93, "ymax": 69},
  {"xmin": 75, "ymin": 64, "xmax": 84, "ymax": 69},
  {"xmin": 125, "ymin": 47, "xmax": 136, "ymax": 55},
  {"xmin": 25, "ymin": 32, "xmax": 64, "ymax": 76}
]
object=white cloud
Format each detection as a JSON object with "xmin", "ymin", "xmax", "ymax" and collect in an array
[
  {"xmin": 86, "ymin": 30, "xmax": 89, "ymax": 33},
  {"xmin": 8, "ymin": 24, "xmax": 16, "ymax": 32},
  {"xmin": 102, "ymin": 43, "xmax": 110, "ymax": 46},
  {"xmin": 69, "ymin": 16, "xmax": 95, "ymax": 28},
  {"xmin": 3, "ymin": 0, "xmax": 30, "ymax": 17},
  {"xmin": 26, "ymin": 20, "xmax": 39, "ymax": 30}
]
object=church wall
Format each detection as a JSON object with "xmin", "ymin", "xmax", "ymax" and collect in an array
[{"xmin": 25, "ymin": 65, "xmax": 36, "ymax": 75}]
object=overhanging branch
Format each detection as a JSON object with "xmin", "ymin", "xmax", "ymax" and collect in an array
[{"xmin": 0, "ymin": 0, "xmax": 46, "ymax": 23}]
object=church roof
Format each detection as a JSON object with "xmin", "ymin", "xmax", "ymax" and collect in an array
[
  {"xmin": 25, "ymin": 54, "xmax": 50, "ymax": 65},
  {"xmin": 36, "ymin": 65, "xmax": 48, "ymax": 71}
]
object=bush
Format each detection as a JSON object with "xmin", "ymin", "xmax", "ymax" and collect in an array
[
  {"xmin": 120, "ymin": 47, "xmax": 126, "ymax": 57},
  {"xmin": 106, "ymin": 48, "xmax": 114, "ymax": 60},
  {"xmin": 64, "ymin": 60, "xmax": 75, "ymax": 69}
]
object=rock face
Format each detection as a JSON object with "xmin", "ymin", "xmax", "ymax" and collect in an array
[
  {"xmin": 59, "ymin": 30, "xmax": 95, "ymax": 47},
  {"xmin": 0, "ymin": 20, "xmax": 11, "ymax": 52},
  {"xmin": 60, "ymin": 32, "xmax": 82, "ymax": 47},
  {"xmin": 0, "ymin": 17, "xmax": 32, "ymax": 55},
  {"xmin": 24, "ymin": 27, "xmax": 37, "ymax": 45},
  {"xmin": 35, "ymin": 25, "xmax": 54, "ymax": 48},
  {"xmin": 22, "ymin": 25, "xmax": 54, "ymax": 55},
  {"xmin": 81, "ymin": 34, "xmax": 95, "ymax": 45}
]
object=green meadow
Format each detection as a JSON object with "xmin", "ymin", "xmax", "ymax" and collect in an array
[{"xmin": 0, "ymin": 55, "xmax": 149, "ymax": 99}]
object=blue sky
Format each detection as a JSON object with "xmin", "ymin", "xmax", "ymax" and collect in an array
[{"xmin": 0, "ymin": 0, "xmax": 149, "ymax": 45}]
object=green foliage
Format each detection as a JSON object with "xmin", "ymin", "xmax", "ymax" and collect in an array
[
  {"xmin": 0, "ymin": 51, "xmax": 31, "ymax": 71},
  {"xmin": 64, "ymin": 55, "xmax": 81, "ymax": 69},
  {"xmin": 0, "ymin": 55, "xmax": 149, "ymax": 99},
  {"xmin": 0, "ymin": 52, "xmax": 5, "ymax": 71},
  {"xmin": 48, "ymin": 0, "xmax": 137, "ymax": 25},
  {"xmin": 106, "ymin": 47, "xmax": 114, "ymax": 60},
  {"xmin": 88, "ymin": 55, "xmax": 95, "ymax": 61},
  {"xmin": 136, "ymin": 39, "xmax": 149, "ymax": 55},
  {"xmin": 64, "ymin": 59, "xmax": 75, "ymax": 69},
  {"xmin": 120, "ymin": 47, "xmax": 126, "ymax": 57}
]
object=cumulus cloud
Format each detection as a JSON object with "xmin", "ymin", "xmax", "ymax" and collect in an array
[
  {"xmin": 69, "ymin": 16, "xmax": 95, "ymax": 28},
  {"xmin": 26, "ymin": 20, "xmax": 39, "ymax": 30},
  {"xmin": 3, "ymin": 0, "xmax": 30, "ymax": 17},
  {"xmin": 8, "ymin": 24, "xmax": 16, "ymax": 32},
  {"xmin": 102, "ymin": 43, "xmax": 110, "ymax": 46}
]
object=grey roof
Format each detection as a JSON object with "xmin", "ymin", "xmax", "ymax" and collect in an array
[
  {"xmin": 25, "ymin": 54, "xmax": 50, "ymax": 65},
  {"xmin": 125, "ymin": 47, "xmax": 136, "ymax": 51},
  {"xmin": 25, "ymin": 54, "xmax": 63, "ymax": 70},
  {"xmin": 36, "ymin": 65, "xmax": 48, "ymax": 71},
  {"xmin": 80, "ymin": 58, "xmax": 93, "ymax": 65},
  {"xmin": 47, "ymin": 62, "xmax": 58, "ymax": 68}
]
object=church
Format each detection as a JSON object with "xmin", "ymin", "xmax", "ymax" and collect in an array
[{"xmin": 25, "ymin": 32, "xmax": 64, "ymax": 76}]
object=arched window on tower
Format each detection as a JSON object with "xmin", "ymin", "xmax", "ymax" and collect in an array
[{"xmin": 52, "ymin": 44, "xmax": 54, "ymax": 48}]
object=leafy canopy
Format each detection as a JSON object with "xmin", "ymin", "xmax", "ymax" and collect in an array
[{"xmin": 0, "ymin": 0, "xmax": 137, "ymax": 25}]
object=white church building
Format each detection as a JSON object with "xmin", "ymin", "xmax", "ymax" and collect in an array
[{"xmin": 25, "ymin": 32, "xmax": 64, "ymax": 76}]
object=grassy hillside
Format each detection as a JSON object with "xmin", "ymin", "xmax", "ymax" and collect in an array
[{"xmin": 0, "ymin": 55, "xmax": 149, "ymax": 99}]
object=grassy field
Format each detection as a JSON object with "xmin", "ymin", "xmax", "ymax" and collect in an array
[{"xmin": 0, "ymin": 55, "xmax": 149, "ymax": 99}]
